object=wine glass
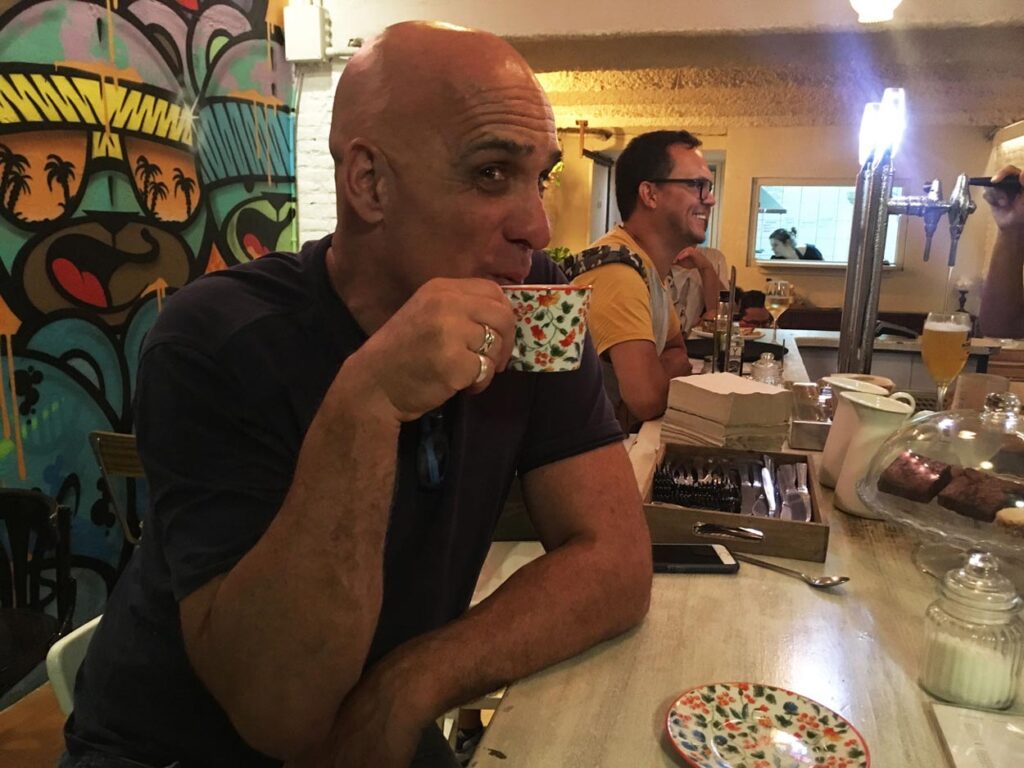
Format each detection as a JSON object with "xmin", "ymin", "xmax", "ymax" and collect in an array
[
  {"xmin": 920, "ymin": 312, "xmax": 972, "ymax": 409},
  {"xmin": 765, "ymin": 280, "xmax": 793, "ymax": 343}
]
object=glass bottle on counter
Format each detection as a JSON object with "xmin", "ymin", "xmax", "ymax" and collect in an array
[
  {"xmin": 919, "ymin": 551, "xmax": 1024, "ymax": 710},
  {"xmin": 726, "ymin": 323, "xmax": 745, "ymax": 375},
  {"xmin": 711, "ymin": 290, "xmax": 731, "ymax": 373}
]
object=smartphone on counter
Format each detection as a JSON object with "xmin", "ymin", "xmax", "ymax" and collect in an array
[{"xmin": 652, "ymin": 543, "xmax": 739, "ymax": 574}]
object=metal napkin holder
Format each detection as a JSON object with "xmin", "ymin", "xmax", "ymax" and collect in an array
[{"xmin": 789, "ymin": 382, "xmax": 833, "ymax": 452}]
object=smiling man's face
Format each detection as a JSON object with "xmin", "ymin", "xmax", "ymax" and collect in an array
[{"xmin": 659, "ymin": 143, "xmax": 716, "ymax": 250}]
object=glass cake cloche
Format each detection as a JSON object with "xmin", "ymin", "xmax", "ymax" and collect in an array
[{"xmin": 858, "ymin": 393, "xmax": 1024, "ymax": 561}]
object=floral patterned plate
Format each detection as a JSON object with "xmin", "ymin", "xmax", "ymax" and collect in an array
[{"xmin": 665, "ymin": 682, "xmax": 870, "ymax": 768}]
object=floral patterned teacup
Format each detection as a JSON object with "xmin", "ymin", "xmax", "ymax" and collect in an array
[{"xmin": 502, "ymin": 284, "xmax": 592, "ymax": 372}]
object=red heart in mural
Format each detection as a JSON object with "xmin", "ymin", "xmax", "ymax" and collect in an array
[
  {"xmin": 243, "ymin": 233, "xmax": 270, "ymax": 259},
  {"xmin": 51, "ymin": 258, "xmax": 107, "ymax": 308}
]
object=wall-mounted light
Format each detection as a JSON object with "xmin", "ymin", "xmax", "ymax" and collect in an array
[{"xmin": 849, "ymin": 0, "xmax": 903, "ymax": 23}]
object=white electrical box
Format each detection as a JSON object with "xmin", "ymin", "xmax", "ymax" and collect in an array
[{"xmin": 283, "ymin": 1, "xmax": 332, "ymax": 63}]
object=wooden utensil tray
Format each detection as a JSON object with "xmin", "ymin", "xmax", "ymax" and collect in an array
[{"xmin": 642, "ymin": 442, "xmax": 830, "ymax": 562}]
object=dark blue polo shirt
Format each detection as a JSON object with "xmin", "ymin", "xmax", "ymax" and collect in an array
[{"xmin": 65, "ymin": 237, "xmax": 622, "ymax": 766}]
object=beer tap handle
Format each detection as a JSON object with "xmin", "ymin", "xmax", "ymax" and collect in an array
[
  {"xmin": 947, "ymin": 237, "xmax": 960, "ymax": 268},
  {"xmin": 921, "ymin": 182, "xmax": 945, "ymax": 262},
  {"xmin": 945, "ymin": 173, "xmax": 976, "ymax": 268}
]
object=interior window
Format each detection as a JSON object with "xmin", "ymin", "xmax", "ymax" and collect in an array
[{"xmin": 751, "ymin": 180, "xmax": 904, "ymax": 267}]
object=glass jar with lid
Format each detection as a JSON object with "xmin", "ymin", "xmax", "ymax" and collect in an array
[
  {"xmin": 919, "ymin": 551, "xmax": 1024, "ymax": 709},
  {"xmin": 750, "ymin": 352, "xmax": 782, "ymax": 385}
]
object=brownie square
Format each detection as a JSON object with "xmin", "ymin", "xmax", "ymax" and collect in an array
[
  {"xmin": 877, "ymin": 451, "xmax": 954, "ymax": 503},
  {"xmin": 937, "ymin": 470, "xmax": 1024, "ymax": 523}
]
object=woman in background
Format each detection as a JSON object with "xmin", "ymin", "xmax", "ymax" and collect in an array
[{"xmin": 769, "ymin": 228, "xmax": 824, "ymax": 261}]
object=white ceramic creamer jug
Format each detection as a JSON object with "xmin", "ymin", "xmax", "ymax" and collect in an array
[
  {"xmin": 820, "ymin": 389, "xmax": 916, "ymax": 488},
  {"xmin": 832, "ymin": 392, "xmax": 918, "ymax": 517}
]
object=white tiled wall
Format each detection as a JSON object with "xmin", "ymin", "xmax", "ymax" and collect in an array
[{"xmin": 295, "ymin": 62, "xmax": 345, "ymax": 245}]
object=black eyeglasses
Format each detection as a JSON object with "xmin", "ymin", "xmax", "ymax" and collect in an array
[
  {"xmin": 416, "ymin": 409, "xmax": 448, "ymax": 491},
  {"xmin": 647, "ymin": 177, "xmax": 714, "ymax": 203}
]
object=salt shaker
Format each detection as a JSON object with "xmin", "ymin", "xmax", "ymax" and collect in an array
[
  {"xmin": 919, "ymin": 551, "xmax": 1024, "ymax": 709},
  {"xmin": 750, "ymin": 352, "xmax": 782, "ymax": 385}
]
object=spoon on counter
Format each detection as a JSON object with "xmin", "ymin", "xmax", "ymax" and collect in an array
[{"xmin": 733, "ymin": 553, "xmax": 850, "ymax": 589}]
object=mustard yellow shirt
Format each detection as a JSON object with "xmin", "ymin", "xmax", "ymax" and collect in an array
[{"xmin": 571, "ymin": 226, "xmax": 681, "ymax": 357}]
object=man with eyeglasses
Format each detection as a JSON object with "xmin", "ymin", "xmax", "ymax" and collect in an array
[
  {"xmin": 571, "ymin": 130, "xmax": 717, "ymax": 430},
  {"xmin": 62, "ymin": 21, "xmax": 652, "ymax": 768}
]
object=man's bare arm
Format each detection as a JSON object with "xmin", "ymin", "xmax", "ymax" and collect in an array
[
  {"xmin": 298, "ymin": 441, "xmax": 652, "ymax": 767},
  {"xmin": 979, "ymin": 230, "xmax": 1024, "ymax": 338},
  {"xmin": 660, "ymin": 331, "xmax": 692, "ymax": 378},
  {"xmin": 698, "ymin": 266, "xmax": 723, "ymax": 322},
  {"xmin": 608, "ymin": 339, "xmax": 675, "ymax": 421},
  {"xmin": 978, "ymin": 166, "xmax": 1024, "ymax": 339},
  {"xmin": 178, "ymin": 279, "xmax": 517, "ymax": 760},
  {"xmin": 179, "ymin": 362, "xmax": 399, "ymax": 759},
  {"xmin": 675, "ymin": 248, "xmax": 723, "ymax": 323}
]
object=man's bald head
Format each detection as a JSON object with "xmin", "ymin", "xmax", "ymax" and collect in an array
[
  {"xmin": 326, "ymin": 20, "xmax": 558, "ymax": 320},
  {"xmin": 328, "ymin": 22, "xmax": 542, "ymax": 164}
]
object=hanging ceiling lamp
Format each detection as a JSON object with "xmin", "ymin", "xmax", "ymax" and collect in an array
[{"xmin": 849, "ymin": 0, "xmax": 903, "ymax": 23}]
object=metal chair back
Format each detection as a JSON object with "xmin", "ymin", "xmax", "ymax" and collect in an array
[{"xmin": 88, "ymin": 431, "xmax": 144, "ymax": 546}]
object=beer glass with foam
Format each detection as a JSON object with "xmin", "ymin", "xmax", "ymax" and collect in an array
[{"xmin": 920, "ymin": 312, "xmax": 972, "ymax": 408}]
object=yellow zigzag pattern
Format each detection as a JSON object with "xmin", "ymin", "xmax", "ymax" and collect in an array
[{"xmin": 0, "ymin": 72, "xmax": 192, "ymax": 146}]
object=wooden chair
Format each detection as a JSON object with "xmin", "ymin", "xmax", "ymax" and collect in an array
[
  {"xmin": 988, "ymin": 348, "xmax": 1024, "ymax": 383},
  {"xmin": 88, "ymin": 431, "xmax": 144, "ymax": 551},
  {"xmin": 0, "ymin": 683, "xmax": 67, "ymax": 766},
  {"xmin": 0, "ymin": 490, "xmax": 76, "ymax": 698}
]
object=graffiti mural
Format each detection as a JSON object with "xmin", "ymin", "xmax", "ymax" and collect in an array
[{"xmin": 0, "ymin": 0, "xmax": 296, "ymax": 568}]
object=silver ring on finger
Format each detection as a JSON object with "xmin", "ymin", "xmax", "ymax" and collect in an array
[
  {"xmin": 474, "ymin": 353, "xmax": 490, "ymax": 384},
  {"xmin": 475, "ymin": 323, "xmax": 496, "ymax": 356}
]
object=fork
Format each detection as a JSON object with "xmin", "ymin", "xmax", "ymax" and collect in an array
[{"xmin": 746, "ymin": 463, "xmax": 769, "ymax": 517}]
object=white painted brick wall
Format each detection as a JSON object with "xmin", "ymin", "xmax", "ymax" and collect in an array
[{"xmin": 295, "ymin": 61, "xmax": 345, "ymax": 245}]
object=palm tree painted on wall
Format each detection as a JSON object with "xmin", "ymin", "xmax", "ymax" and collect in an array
[
  {"xmin": 134, "ymin": 155, "xmax": 163, "ymax": 214},
  {"xmin": 0, "ymin": 145, "xmax": 31, "ymax": 214},
  {"xmin": 149, "ymin": 180, "xmax": 168, "ymax": 213},
  {"xmin": 6, "ymin": 172, "xmax": 31, "ymax": 214},
  {"xmin": 45, "ymin": 154, "xmax": 76, "ymax": 210},
  {"xmin": 172, "ymin": 167, "xmax": 196, "ymax": 217}
]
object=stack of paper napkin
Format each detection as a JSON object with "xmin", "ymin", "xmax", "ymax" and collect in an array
[{"xmin": 662, "ymin": 373, "xmax": 792, "ymax": 450}]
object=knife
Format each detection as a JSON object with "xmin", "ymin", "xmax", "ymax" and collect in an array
[
  {"xmin": 777, "ymin": 463, "xmax": 795, "ymax": 521},
  {"xmin": 741, "ymin": 462, "xmax": 767, "ymax": 517},
  {"xmin": 761, "ymin": 455, "xmax": 778, "ymax": 518},
  {"xmin": 790, "ymin": 462, "xmax": 812, "ymax": 522}
]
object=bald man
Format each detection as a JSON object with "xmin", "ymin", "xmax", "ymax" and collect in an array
[{"xmin": 62, "ymin": 21, "xmax": 651, "ymax": 768}]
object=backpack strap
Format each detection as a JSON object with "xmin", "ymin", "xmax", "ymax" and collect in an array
[{"xmin": 561, "ymin": 245, "xmax": 648, "ymax": 282}]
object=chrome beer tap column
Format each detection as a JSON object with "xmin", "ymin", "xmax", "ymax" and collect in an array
[{"xmin": 837, "ymin": 89, "xmax": 977, "ymax": 375}]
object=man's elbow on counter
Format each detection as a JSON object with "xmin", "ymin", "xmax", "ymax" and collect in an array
[
  {"xmin": 611, "ymin": 533, "xmax": 654, "ymax": 633},
  {"xmin": 229, "ymin": 700, "xmax": 336, "ymax": 762},
  {"xmin": 622, "ymin": 390, "xmax": 669, "ymax": 425},
  {"xmin": 226, "ymin": 671, "xmax": 361, "ymax": 762}
]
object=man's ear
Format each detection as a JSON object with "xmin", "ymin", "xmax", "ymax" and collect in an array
[
  {"xmin": 637, "ymin": 180, "xmax": 658, "ymax": 210},
  {"xmin": 339, "ymin": 139, "xmax": 389, "ymax": 224}
]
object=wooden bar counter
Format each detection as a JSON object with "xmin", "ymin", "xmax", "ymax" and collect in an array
[{"xmin": 471, "ymin": 426, "xmax": 1024, "ymax": 767}]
